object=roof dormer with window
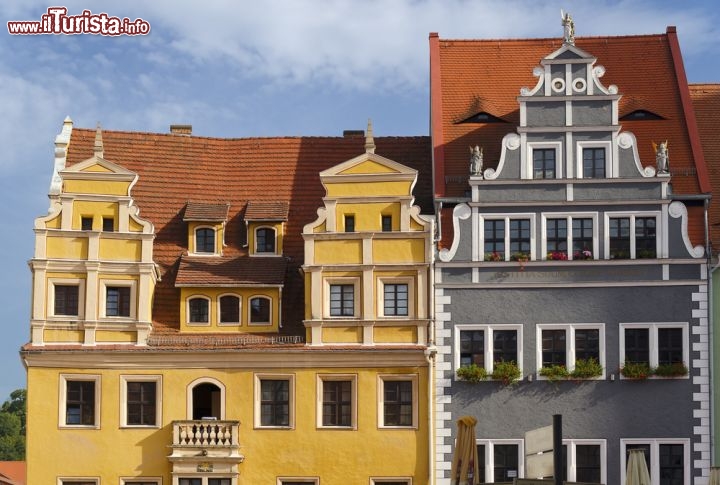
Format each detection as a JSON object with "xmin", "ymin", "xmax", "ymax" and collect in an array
[
  {"xmin": 244, "ymin": 200, "xmax": 288, "ymax": 256},
  {"xmin": 183, "ymin": 202, "xmax": 229, "ymax": 256}
]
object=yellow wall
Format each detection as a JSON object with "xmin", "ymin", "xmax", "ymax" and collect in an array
[
  {"xmin": 99, "ymin": 238, "xmax": 142, "ymax": 261},
  {"xmin": 336, "ymin": 202, "xmax": 400, "ymax": 232},
  {"xmin": 373, "ymin": 238, "xmax": 426, "ymax": 264},
  {"xmin": 46, "ymin": 235, "xmax": 88, "ymax": 259},
  {"xmin": 322, "ymin": 326, "xmax": 362, "ymax": 344},
  {"xmin": 179, "ymin": 287, "xmax": 281, "ymax": 332},
  {"xmin": 26, "ymin": 363, "xmax": 429, "ymax": 485},
  {"xmin": 247, "ymin": 221, "xmax": 284, "ymax": 255},
  {"xmin": 325, "ymin": 181, "xmax": 410, "ymax": 197},
  {"xmin": 339, "ymin": 160, "xmax": 399, "ymax": 174},
  {"xmin": 64, "ymin": 179, "xmax": 130, "ymax": 196},
  {"xmin": 72, "ymin": 201, "xmax": 118, "ymax": 230},
  {"xmin": 374, "ymin": 325, "xmax": 417, "ymax": 344},
  {"xmin": 187, "ymin": 222, "xmax": 225, "ymax": 254},
  {"xmin": 314, "ymin": 240, "xmax": 363, "ymax": 264}
]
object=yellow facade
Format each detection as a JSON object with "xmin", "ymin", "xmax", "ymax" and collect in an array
[{"xmin": 179, "ymin": 287, "xmax": 282, "ymax": 332}]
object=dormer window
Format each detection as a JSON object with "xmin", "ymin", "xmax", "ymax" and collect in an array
[
  {"xmin": 188, "ymin": 296, "xmax": 210, "ymax": 324},
  {"xmin": 256, "ymin": 227, "xmax": 276, "ymax": 253},
  {"xmin": 195, "ymin": 228, "xmax": 216, "ymax": 253},
  {"xmin": 250, "ymin": 296, "xmax": 271, "ymax": 324}
]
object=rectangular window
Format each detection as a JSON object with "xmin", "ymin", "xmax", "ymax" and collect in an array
[
  {"xmin": 509, "ymin": 219, "xmax": 531, "ymax": 256},
  {"xmin": 81, "ymin": 217, "xmax": 93, "ymax": 231},
  {"xmin": 620, "ymin": 324, "xmax": 688, "ymax": 378},
  {"xmin": 455, "ymin": 325, "xmax": 522, "ymax": 377},
  {"xmin": 560, "ymin": 440, "xmax": 606, "ymax": 484},
  {"xmin": 55, "ymin": 285, "xmax": 80, "ymax": 316},
  {"xmin": 546, "ymin": 219, "xmax": 567, "ymax": 256},
  {"xmin": 484, "ymin": 219, "xmax": 505, "ymax": 258},
  {"xmin": 106, "ymin": 286, "xmax": 131, "ymax": 317},
  {"xmin": 102, "ymin": 217, "xmax": 114, "ymax": 232},
  {"xmin": 621, "ymin": 440, "xmax": 689, "ymax": 485},
  {"xmin": 260, "ymin": 379, "xmax": 290, "ymax": 427},
  {"xmin": 572, "ymin": 218, "xmax": 593, "ymax": 257},
  {"xmin": 189, "ymin": 297, "xmax": 210, "ymax": 323},
  {"xmin": 583, "ymin": 147, "xmax": 606, "ymax": 178},
  {"xmin": 536, "ymin": 325, "xmax": 604, "ymax": 378},
  {"xmin": 476, "ymin": 440, "xmax": 523, "ymax": 483},
  {"xmin": 381, "ymin": 378, "xmax": 415, "ymax": 427},
  {"xmin": 318, "ymin": 376, "xmax": 356, "ymax": 428},
  {"xmin": 544, "ymin": 214, "xmax": 597, "ymax": 260},
  {"xmin": 382, "ymin": 215, "xmax": 392, "ymax": 232},
  {"xmin": 219, "ymin": 295, "xmax": 240, "ymax": 324},
  {"xmin": 62, "ymin": 377, "xmax": 99, "ymax": 427},
  {"xmin": 280, "ymin": 481, "xmax": 320, "ymax": 485},
  {"xmin": 126, "ymin": 381, "xmax": 157, "ymax": 426},
  {"xmin": 61, "ymin": 481, "xmax": 98, "ymax": 485},
  {"xmin": 344, "ymin": 214, "xmax": 355, "ymax": 232},
  {"xmin": 533, "ymin": 148, "xmax": 556, "ymax": 179},
  {"xmin": 383, "ymin": 283, "xmax": 408, "ymax": 316},
  {"xmin": 608, "ymin": 214, "xmax": 658, "ymax": 259},
  {"xmin": 330, "ymin": 284, "xmax": 354, "ymax": 317},
  {"xmin": 179, "ymin": 480, "xmax": 201, "ymax": 485}
]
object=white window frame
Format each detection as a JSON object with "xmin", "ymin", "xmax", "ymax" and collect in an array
[
  {"xmin": 186, "ymin": 295, "xmax": 211, "ymax": 326},
  {"xmin": 377, "ymin": 277, "xmax": 414, "ymax": 318},
  {"xmin": 254, "ymin": 225, "xmax": 278, "ymax": 255},
  {"xmin": 99, "ymin": 279, "xmax": 137, "ymax": 320},
  {"xmin": 120, "ymin": 375, "xmax": 162, "ymax": 428},
  {"xmin": 576, "ymin": 141, "xmax": 612, "ymax": 179},
  {"xmin": 254, "ymin": 373, "xmax": 295, "ymax": 429},
  {"xmin": 454, "ymin": 324, "xmax": 524, "ymax": 377},
  {"xmin": 619, "ymin": 322, "xmax": 689, "ymax": 379},
  {"xmin": 59, "ymin": 374, "xmax": 101, "ymax": 429},
  {"xmin": 476, "ymin": 439, "xmax": 525, "ymax": 483},
  {"xmin": 527, "ymin": 141, "xmax": 563, "ymax": 179},
  {"xmin": 177, "ymin": 478, "xmax": 234, "ymax": 485},
  {"xmin": 535, "ymin": 324, "xmax": 606, "ymax": 380},
  {"xmin": 277, "ymin": 478, "xmax": 319, "ymax": 485},
  {"xmin": 604, "ymin": 212, "xmax": 662, "ymax": 259},
  {"xmin": 248, "ymin": 295, "xmax": 272, "ymax": 325},
  {"xmin": 479, "ymin": 214, "xmax": 536, "ymax": 261},
  {"xmin": 58, "ymin": 479, "xmax": 100, "ymax": 485},
  {"xmin": 541, "ymin": 212, "xmax": 599, "ymax": 260},
  {"xmin": 120, "ymin": 477, "xmax": 162, "ymax": 485},
  {"xmin": 217, "ymin": 293, "xmax": 242, "ymax": 326},
  {"xmin": 620, "ymin": 439, "xmax": 690, "ymax": 485},
  {"xmin": 186, "ymin": 377, "xmax": 226, "ymax": 420},
  {"xmin": 562, "ymin": 439, "xmax": 607, "ymax": 484},
  {"xmin": 324, "ymin": 277, "xmax": 360, "ymax": 319},
  {"xmin": 371, "ymin": 479, "xmax": 412, "ymax": 485},
  {"xmin": 193, "ymin": 225, "xmax": 218, "ymax": 255},
  {"xmin": 48, "ymin": 278, "xmax": 86, "ymax": 319},
  {"xmin": 316, "ymin": 374, "xmax": 357, "ymax": 430},
  {"xmin": 377, "ymin": 374, "xmax": 418, "ymax": 429}
]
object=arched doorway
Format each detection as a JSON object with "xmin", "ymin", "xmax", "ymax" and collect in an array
[{"xmin": 191, "ymin": 382, "xmax": 222, "ymax": 420}]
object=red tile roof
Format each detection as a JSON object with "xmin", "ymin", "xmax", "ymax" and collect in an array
[
  {"xmin": 430, "ymin": 28, "xmax": 709, "ymax": 245},
  {"xmin": 690, "ymin": 83, "xmax": 720, "ymax": 250},
  {"xmin": 175, "ymin": 254, "xmax": 287, "ymax": 287},
  {"xmin": 244, "ymin": 200, "xmax": 290, "ymax": 221},
  {"xmin": 63, "ymin": 131, "xmax": 432, "ymax": 336},
  {"xmin": 183, "ymin": 202, "xmax": 230, "ymax": 221},
  {"xmin": 0, "ymin": 462, "xmax": 24, "ymax": 485}
]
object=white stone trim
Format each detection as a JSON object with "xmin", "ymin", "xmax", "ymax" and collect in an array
[
  {"xmin": 119, "ymin": 374, "xmax": 162, "ymax": 428},
  {"xmin": 316, "ymin": 373, "xmax": 357, "ymax": 429},
  {"xmin": 535, "ymin": 323, "xmax": 606, "ymax": 379},
  {"xmin": 58, "ymin": 373, "xmax": 101, "ymax": 429},
  {"xmin": 438, "ymin": 204, "xmax": 471, "ymax": 262},
  {"xmin": 620, "ymin": 439, "xmax": 691, "ymax": 485},
  {"xmin": 254, "ymin": 372, "xmax": 295, "ymax": 429},
  {"xmin": 377, "ymin": 374, "xmax": 419, "ymax": 429}
]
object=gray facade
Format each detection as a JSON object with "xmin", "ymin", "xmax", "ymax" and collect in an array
[{"xmin": 434, "ymin": 42, "xmax": 709, "ymax": 484}]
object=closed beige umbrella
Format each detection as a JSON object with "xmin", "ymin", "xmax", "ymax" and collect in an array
[
  {"xmin": 450, "ymin": 416, "xmax": 480, "ymax": 485},
  {"xmin": 709, "ymin": 466, "xmax": 720, "ymax": 485},
  {"xmin": 626, "ymin": 448, "xmax": 651, "ymax": 485}
]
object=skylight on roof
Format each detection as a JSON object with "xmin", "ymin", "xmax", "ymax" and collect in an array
[
  {"xmin": 457, "ymin": 112, "xmax": 507, "ymax": 124},
  {"xmin": 620, "ymin": 110, "xmax": 664, "ymax": 121}
]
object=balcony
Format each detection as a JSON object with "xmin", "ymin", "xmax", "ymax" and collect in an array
[{"xmin": 169, "ymin": 420, "xmax": 243, "ymax": 464}]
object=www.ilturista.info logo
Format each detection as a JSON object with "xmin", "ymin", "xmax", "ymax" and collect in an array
[{"xmin": 7, "ymin": 7, "xmax": 150, "ymax": 36}]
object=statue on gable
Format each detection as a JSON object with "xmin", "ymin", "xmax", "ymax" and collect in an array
[
  {"xmin": 653, "ymin": 140, "xmax": 670, "ymax": 174},
  {"xmin": 469, "ymin": 146, "xmax": 483, "ymax": 177},
  {"xmin": 561, "ymin": 10, "xmax": 575, "ymax": 45}
]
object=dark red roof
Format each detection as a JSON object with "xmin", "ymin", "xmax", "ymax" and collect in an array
[
  {"xmin": 175, "ymin": 254, "xmax": 287, "ymax": 287},
  {"xmin": 64, "ymin": 130, "xmax": 432, "ymax": 335},
  {"xmin": 244, "ymin": 200, "xmax": 290, "ymax": 221},
  {"xmin": 183, "ymin": 202, "xmax": 230, "ymax": 221}
]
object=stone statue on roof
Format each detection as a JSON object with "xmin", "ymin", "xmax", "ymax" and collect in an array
[
  {"xmin": 561, "ymin": 10, "xmax": 575, "ymax": 45},
  {"xmin": 653, "ymin": 140, "xmax": 670, "ymax": 174},
  {"xmin": 469, "ymin": 145, "xmax": 483, "ymax": 177}
]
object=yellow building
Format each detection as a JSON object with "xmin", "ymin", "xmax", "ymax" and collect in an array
[{"xmin": 23, "ymin": 120, "xmax": 434, "ymax": 485}]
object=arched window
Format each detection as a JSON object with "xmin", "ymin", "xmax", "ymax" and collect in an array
[
  {"xmin": 249, "ymin": 296, "xmax": 271, "ymax": 324},
  {"xmin": 187, "ymin": 377, "xmax": 225, "ymax": 420},
  {"xmin": 188, "ymin": 297, "xmax": 210, "ymax": 324},
  {"xmin": 256, "ymin": 227, "xmax": 276, "ymax": 253},
  {"xmin": 195, "ymin": 227, "xmax": 215, "ymax": 253},
  {"xmin": 219, "ymin": 295, "xmax": 241, "ymax": 324}
]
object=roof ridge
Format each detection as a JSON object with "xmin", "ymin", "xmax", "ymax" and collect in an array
[{"xmin": 438, "ymin": 32, "xmax": 667, "ymax": 43}]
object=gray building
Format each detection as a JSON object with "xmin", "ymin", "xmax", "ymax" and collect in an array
[{"xmin": 430, "ymin": 26, "xmax": 711, "ymax": 485}]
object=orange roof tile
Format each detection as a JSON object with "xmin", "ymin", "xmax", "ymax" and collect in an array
[
  {"xmin": 430, "ymin": 28, "xmax": 709, "ymax": 245},
  {"xmin": 183, "ymin": 202, "xmax": 230, "ymax": 221},
  {"xmin": 64, "ymin": 131, "xmax": 432, "ymax": 335},
  {"xmin": 0, "ymin": 462, "xmax": 24, "ymax": 485},
  {"xmin": 175, "ymin": 254, "xmax": 287, "ymax": 287},
  {"xmin": 244, "ymin": 200, "xmax": 290, "ymax": 221},
  {"xmin": 690, "ymin": 83, "xmax": 720, "ymax": 250}
]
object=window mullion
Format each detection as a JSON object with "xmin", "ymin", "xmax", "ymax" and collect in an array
[
  {"xmin": 504, "ymin": 219, "xmax": 511, "ymax": 261},
  {"xmin": 630, "ymin": 215, "xmax": 637, "ymax": 258},
  {"xmin": 486, "ymin": 327, "xmax": 493, "ymax": 373},
  {"xmin": 649, "ymin": 326, "xmax": 659, "ymax": 368},
  {"xmin": 566, "ymin": 216, "xmax": 573, "ymax": 260},
  {"xmin": 567, "ymin": 327, "xmax": 575, "ymax": 372}
]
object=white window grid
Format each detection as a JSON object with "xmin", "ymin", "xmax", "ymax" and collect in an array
[
  {"xmin": 475, "ymin": 439, "xmax": 525, "ymax": 484},
  {"xmin": 248, "ymin": 295, "xmax": 272, "ymax": 325},
  {"xmin": 535, "ymin": 324, "xmax": 606, "ymax": 380},
  {"xmin": 603, "ymin": 211, "xmax": 662, "ymax": 259},
  {"xmin": 58, "ymin": 374, "xmax": 101, "ymax": 429},
  {"xmin": 377, "ymin": 374, "xmax": 418, "ymax": 429},
  {"xmin": 316, "ymin": 373, "xmax": 357, "ymax": 430},
  {"xmin": 526, "ymin": 141, "xmax": 563, "ymax": 179},
  {"xmin": 193, "ymin": 225, "xmax": 218, "ymax": 255},
  {"xmin": 99, "ymin": 279, "xmax": 137, "ymax": 320},
  {"xmin": 478, "ymin": 214, "xmax": 537, "ymax": 261},
  {"xmin": 453, "ymin": 324, "xmax": 524, "ymax": 377},
  {"xmin": 323, "ymin": 277, "xmax": 360, "ymax": 319},
  {"xmin": 562, "ymin": 439, "xmax": 607, "ymax": 484},
  {"xmin": 376, "ymin": 277, "xmax": 415, "ymax": 318},
  {"xmin": 576, "ymin": 141, "xmax": 612, "ymax": 179},
  {"xmin": 48, "ymin": 278, "xmax": 86, "ymax": 319},
  {"xmin": 620, "ymin": 439, "xmax": 690, "ymax": 485},
  {"xmin": 217, "ymin": 293, "xmax": 242, "ymax": 326},
  {"xmin": 186, "ymin": 295, "xmax": 211, "ymax": 326},
  {"xmin": 540, "ymin": 212, "xmax": 599, "ymax": 260},
  {"xmin": 254, "ymin": 373, "xmax": 295, "ymax": 429},
  {"xmin": 253, "ymin": 225, "xmax": 278, "ymax": 255},
  {"xmin": 119, "ymin": 375, "xmax": 162, "ymax": 428},
  {"xmin": 618, "ymin": 322, "xmax": 689, "ymax": 379}
]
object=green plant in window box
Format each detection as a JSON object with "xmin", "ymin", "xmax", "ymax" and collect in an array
[
  {"xmin": 510, "ymin": 252, "xmax": 529, "ymax": 262},
  {"xmin": 485, "ymin": 251, "xmax": 503, "ymax": 262},
  {"xmin": 491, "ymin": 360, "xmax": 521, "ymax": 385},
  {"xmin": 610, "ymin": 250, "xmax": 630, "ymax": 259},
  {"xmin": 569, "ymin": 357, "xmax": 603, "ymax": 379},
  {"xmin": 620, "ymin": 362, "xmax": 652, "ymax": 379},
  {"xmin": 636, "ymin": 249, "xmax": 657, "ymax": 259},
  {"xmin": 539, "ymin": 364, "xmax": 569, "ymax": 382},
  {"xmin": 456, "ymin": 364, "xmax": 488, "ymax": 383},
  {"xmin": 653, "ymin": 362, "xmax": 688, "ymax": 377}
]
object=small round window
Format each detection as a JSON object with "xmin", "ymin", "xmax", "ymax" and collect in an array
[
  {"xmin": 551, "ymin": 78, "xmax": 565, "ymax": 93},
  {"xmin": 573, "ymin": 78, "xmax": 587, "ymax": 93}
]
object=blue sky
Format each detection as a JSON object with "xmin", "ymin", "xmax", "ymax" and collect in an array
[{"xmin": 0, "ymin": 0, "xmax": 718, "ymax": 400}]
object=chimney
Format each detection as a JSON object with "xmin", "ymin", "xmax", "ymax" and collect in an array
[{"xmin": 170, "ymin": 124, "xmax": 192, "ymax": 136}]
